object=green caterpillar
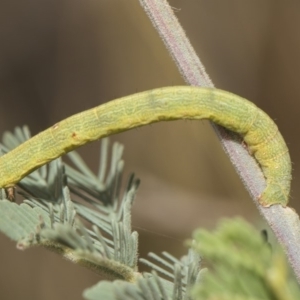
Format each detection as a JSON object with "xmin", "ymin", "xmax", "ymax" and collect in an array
[{"xmin": 0, "ymin": 87, "xmax": 291, "ymax": 206}]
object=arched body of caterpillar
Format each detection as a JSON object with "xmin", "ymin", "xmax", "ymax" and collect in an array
[{"xmin": 0, "ymin": 87, "xmax": 291, "ymax": 206}]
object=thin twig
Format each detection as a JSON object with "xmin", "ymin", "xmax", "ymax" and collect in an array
[{"xmin": 139, "ymin": 0, "xmax": 300, "ymax": 282}]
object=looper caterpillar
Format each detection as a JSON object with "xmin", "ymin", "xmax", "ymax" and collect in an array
[{"xmin": 0, "ymin": 87, "xmax": 291, "ymax": 206}]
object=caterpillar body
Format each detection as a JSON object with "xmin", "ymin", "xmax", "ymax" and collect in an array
[{"xmin": 0, "ymin": 87, "xmax": 291, "ymax": 207}]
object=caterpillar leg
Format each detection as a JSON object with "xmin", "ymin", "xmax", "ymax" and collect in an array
[
  {"xmin": 258, "ymin": 182, "xmax": 289, "ymax": 207},
  {"xmin": 5, "ymin": 186, "xmax": 15, "ymax": 202}
]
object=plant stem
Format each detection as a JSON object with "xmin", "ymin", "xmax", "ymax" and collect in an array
[{"xmin": 139, "ymin": 0, "xmax": 300, "ymax": 283}]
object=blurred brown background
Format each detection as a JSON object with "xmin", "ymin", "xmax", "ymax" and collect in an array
[{"xmin": 1, "ymin": 1, "xmax": 300, "ymax": 299}]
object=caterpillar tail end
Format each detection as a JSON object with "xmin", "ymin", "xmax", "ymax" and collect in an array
[{"xmin": 258, "ymin": 183, "xmax": 289, "ymax": 207}]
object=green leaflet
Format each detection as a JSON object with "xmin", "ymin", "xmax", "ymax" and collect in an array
[
  {"xmin": 0, "ymin": 87, "xmax": 291, "ymax": 206},
  {"xmin": 190, "ymin": 218, "xmax": 300, "ymax": 300}
]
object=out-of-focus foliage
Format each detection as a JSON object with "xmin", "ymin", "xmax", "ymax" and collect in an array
[{"xmin": 190, "ymin": 218, "xmax": 300, "ymax": 300}]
